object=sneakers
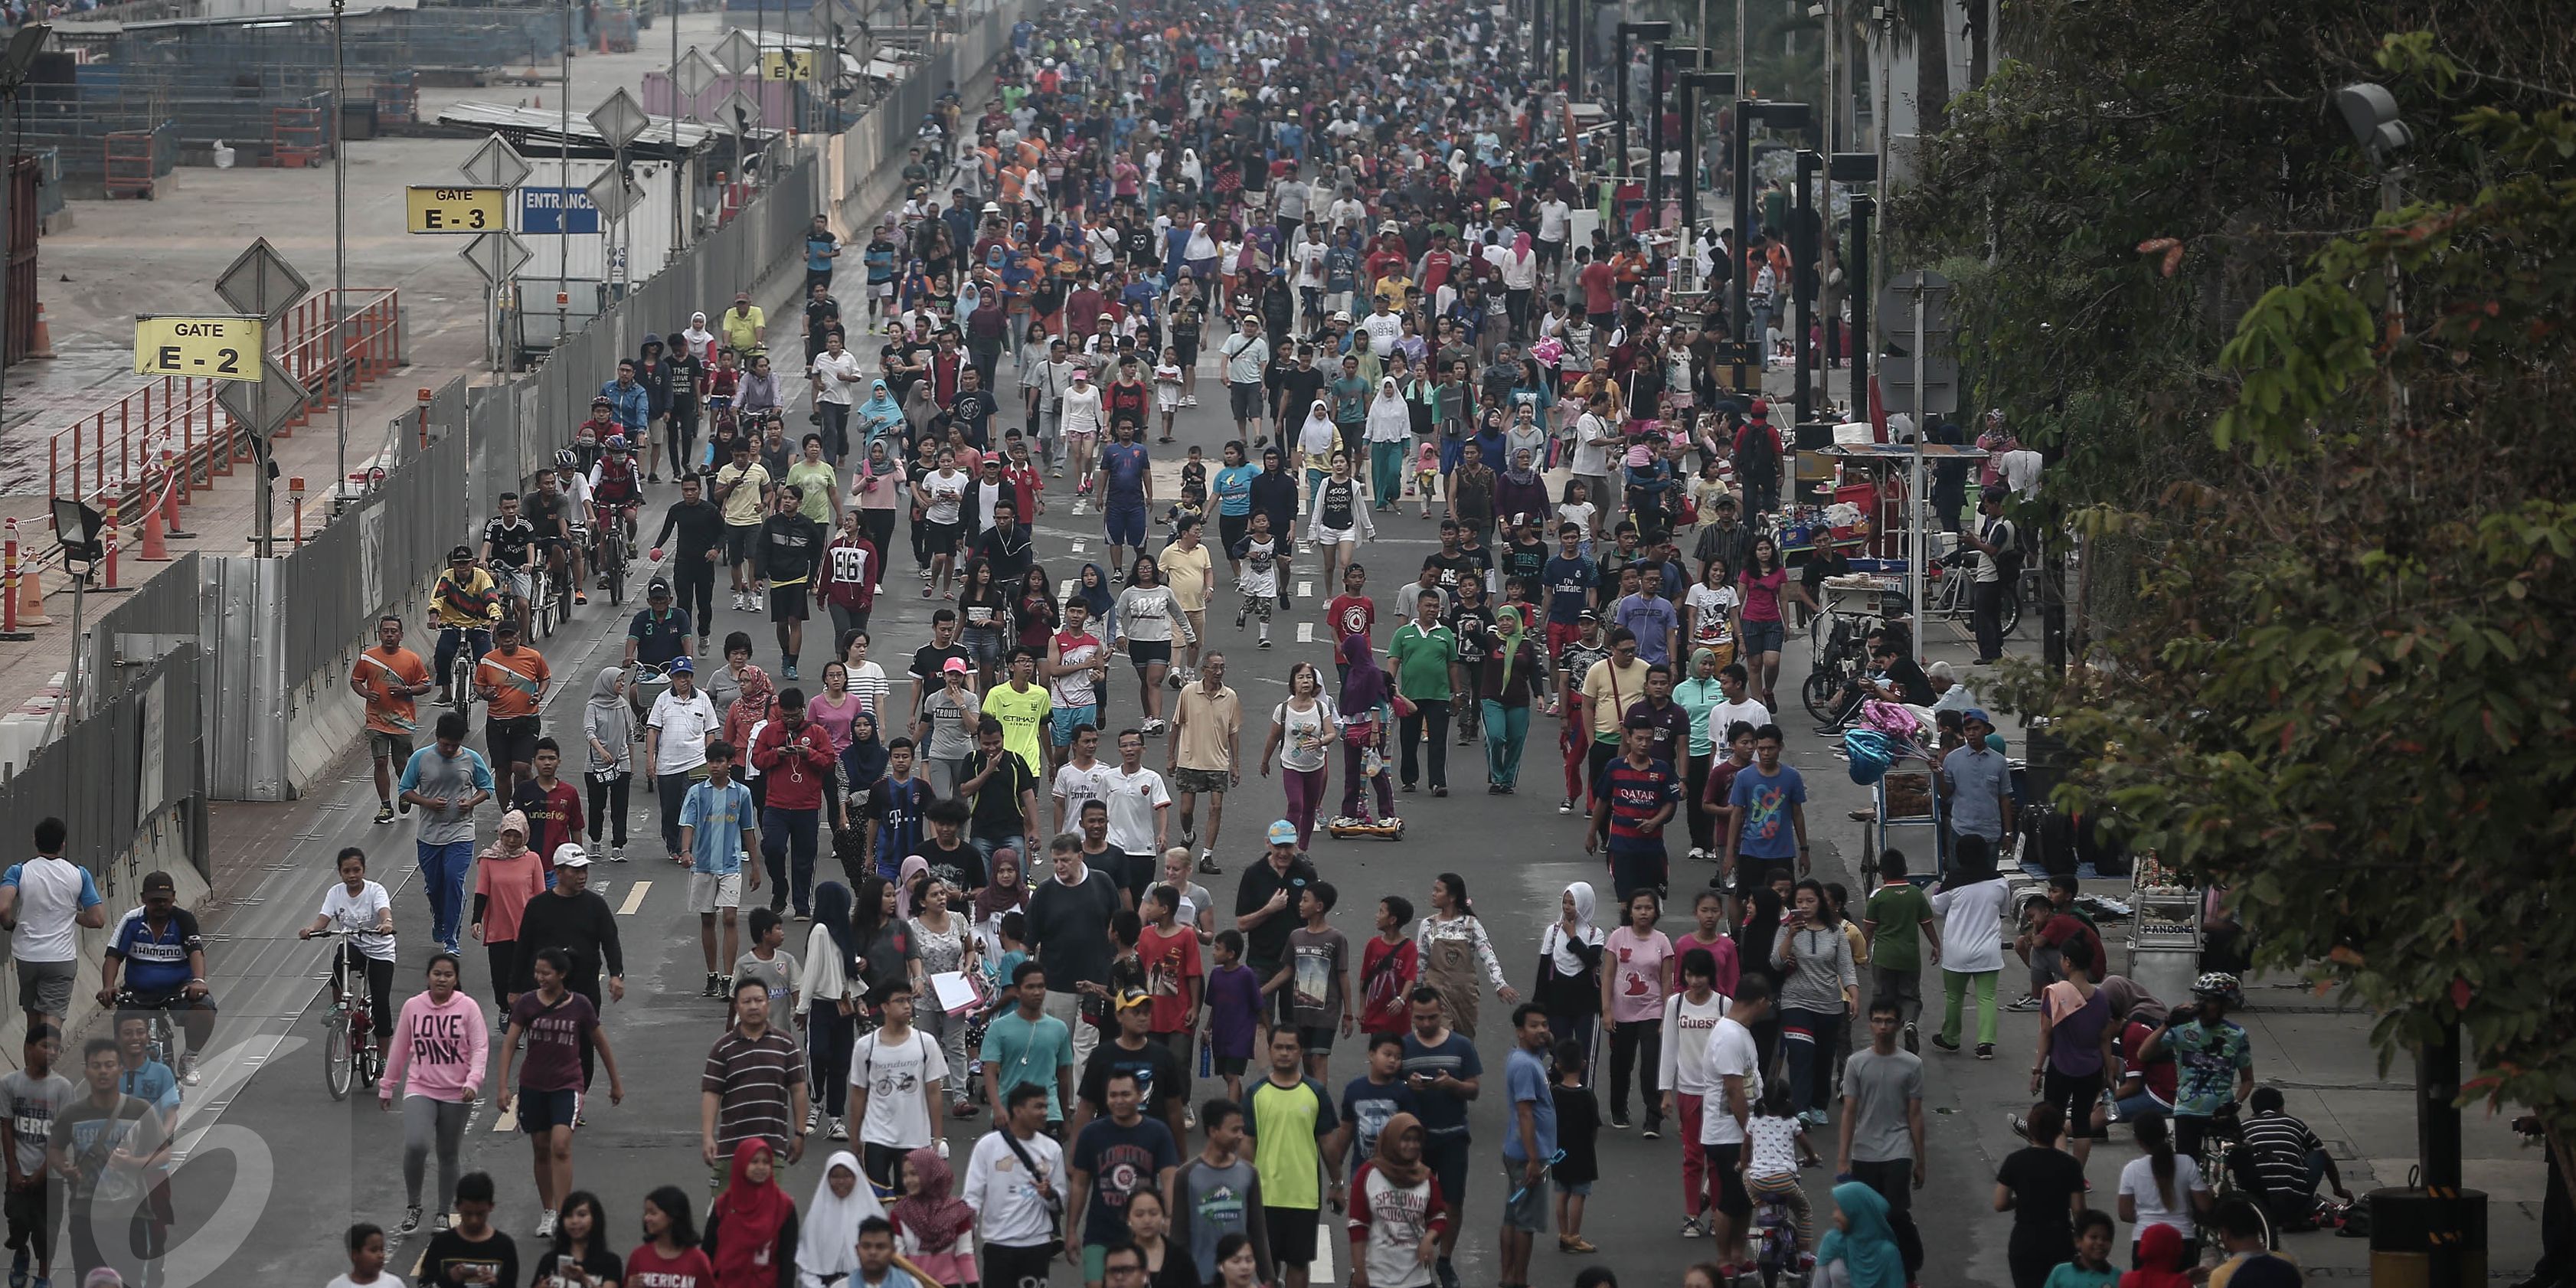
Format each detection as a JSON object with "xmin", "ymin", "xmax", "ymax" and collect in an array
[
  {"xmin": 610, "ymin": 845, "xmax": 629, "ymax": 863},
  {"xmin": 806, "ymin": 1107, "xmax": 822, "ymax": 1133},
  {"xmin": 1609, "ymin": 1111, "xmax": 1630, "ymax": 1129},
  {"xmin": 1802, "ymin": 1108, "xmax": 1829, "ymax": 1128},
  {"xmin": 1903, "ymin": 1022, "xmax": 1920, "ymax": 1053},
  {"xmin": 829, "ymin": 1116, "xmax": 849, "ymax": 1140},
  {"xmin": 1433, "ymin": 1258, "xmax": 1459, "ymax": 1288},
  {"xmin": 1931, "ymin": 1033, "xmax": 1960, "ymax": 1052},
  {"xmin": 375, "ymin": 804, "xmax": 395, "ymax": 825},
  {"xmin": 1678, "ymin": 1215, "xmax": 1706, "ymax": 1238},
  {"xmin": 181, "ymin": 1052, "xmax": 200, "ymax": 1086},
  {"xmin": 1257, "ymin": 636, "xmax": 1272, "ymax": 649},
  {"xmin": 782, "ymin": 662, "xmax": 799, "ymax": 681},
  {"xmin": 1687, "ymin": 846, "xmax": 1708, "ymax": 861},
  {"xmin": 1558, "ymin": 797, "xmax": 1575, "ymax": 814},
  {"xmin": 2006, "ymin": 994, "xmax": 2044, "ymax": 1012},
  {"xmin": 535, "ymin": 1209, "xmax": 557, "ymax": 1238},
  {"xmin": 397, "ymin": 1205, "xmax": 423, "ymax": 1236},
  {"xmin": 1642, "ymin": 1117, "xmax": 1662, "ymax": 1139},
  {"xmin": 703, "ymin": 973, "xmax": 722, "ymax": 998},
  {"xmin": 1976, "ymin": 1043, "xmax": 1996, "ymax": 1060},
  {"xmin": 1195, "ymin": 850, "xmax": 1221, "ymax": 875},
  {"xmin": 2007, "ymin": 1113, "xmax": 2030, "ymax": 1142}
]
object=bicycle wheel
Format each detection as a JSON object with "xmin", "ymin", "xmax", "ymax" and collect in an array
[
  {"xmin": 606, "ymin": 531, "xmax": 629, "ymax": 606},
  {"xmin": 1999, "ymin": 584, "xmax": 2023, "ymax": 636},
  {"xmin": 450, "ymin": 652, "xmax": 474, "ymax": 714},
  {"xmin": 322, "ymin": 1010, "xmax": 354, "ymax": 1101},
  {"xmin": 1802, "ymin": 669, "xmax": 1839, "ymax": 723}
]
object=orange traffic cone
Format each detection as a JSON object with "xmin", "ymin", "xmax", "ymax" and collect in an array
[
  {"xmin": 15, "ymin": 560, "xmax": 49, "ymax": 626},
  {"xmin": 139, "ymin": 501, "xmax": 170, "ymax": 561},
  {"xmin": 28, "ymin": 301, "xmax": 54, "ymax": 360}
]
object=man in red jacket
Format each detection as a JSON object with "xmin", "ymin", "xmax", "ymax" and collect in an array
[{"xmin": 750, "ymin": 691, "xmax": 838, "ymax": 918}]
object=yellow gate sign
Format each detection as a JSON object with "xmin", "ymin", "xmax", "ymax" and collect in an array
[
  {"xmin": 407, "ymin": 185, "xmax": 509, "ymax": 234},
  {"xmin": 760, "ymin": 49, "xmax": 818, "ymax": 81},
  {"xmin": 134, "ymin": 315, "xmax": 263, "ymax": 381}
]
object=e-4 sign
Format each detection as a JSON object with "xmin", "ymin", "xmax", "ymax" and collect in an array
[
  {"xmin": 133, "ymin": 315, "xmax": 264, "ymax": 381},
  {"xmin": 760, "ymin": 49, "xmax": 818, "ymax": 81},
  {"xmin": 407, "ymin": 185, "xmax": 509, "ymax": 234}
]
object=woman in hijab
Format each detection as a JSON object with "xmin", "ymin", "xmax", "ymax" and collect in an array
[
  {"xmin": 2118, "ymin": 1224, "xmax": 2193, "ymax": 1288},
  {"xmin": 1737, "ymin": 881, "xmax": 1788, "ymax": 1076},
  {"xmin": 1296, "ymin": 398, "xmax": 1340, "ymax": 503},
  {"xmin": 583, "ymin": 666, "xmax": 635, "ymax": 860},
  {"xmin": 1075, "ymin": 562, "xmax": 1117, "ymax": 661},
  {"xmin": 2097, "ymin": 974, "xmax": 2172, "ymax": 1123},
  {"xmin": 1335, "ymin": 634, "xmax": 1397, "ymax": 824},
  {"xmin": 856, "ymin": 380, "xmax": 904, "ymax": 455},
  {"xmin": 892, "ymin": 853, "xmax": 931, "ymax": 922},
  {"xmin": 1493, "ymin": 445, "xmax": 1549, "ymax": 525},
  {"xmin": 724, "ymin": 664, "xmax": 776, "ymax": 786},
  {"xmin": 793, "ymin": 1150, "xmax": 884, "ymax": 1288},
  {"xmin": 888, "ymin": 1145, "xmax": 977, "ymax": 1287},
  {"xmin": 1534, "ymin": 881, "xmax": 1606, "ymax": 1060},
  {"xmin": 798, "ymin": 882, "xmax": 864, "ymax": 1142},
  {"xmin": 901, "ymin": 379, "xmax": 942, "ymax": 443},
  {"xmin": 1497, "ymin": 230, "xmax": 1538, "ymax": 340},
  {"xmin": 703, "ymin": 1139, "xmax": 799, "ymax": 1288},
  {"xmin": 1479, "ymin": 603, "xmax": 1541, "ymax": 793},
  {"xmin": 972, "ymin": 847, "xmax": 1026, "ymax": 936},
  {"xmin": 1363, "ymin": 375, "xmax": 1413, "ymax": 508},
  {"xmin": 471, "ymin": 810, "xmax": 544, "ymax": 1008},
  {"xmin": 1345, "ymin": 1113, "xmax": 1436, "ymax": 1286},
  {"xmin": 1816, "ymin": 1181, "xmax": 1908, "ymax": 1288},
  {"xmin": 680, "ymin": 312, "xmax": 718, "ymax": 365},
  {"xmin": 1184, "ymin": 218, "xmax": 1220, "ymax": 284},
  {"xmin": 1178, "ymin": 148, "xmax": 1205, "ymax": 193}
]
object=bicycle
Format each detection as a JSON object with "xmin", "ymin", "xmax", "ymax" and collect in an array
[
  {"xmin": 1801, "ymin": 607, "xmax": 1880, "ymax": 724},
  {"xmin": 1742, "ymin": 1185, "xmax": 1810, "ymax": 1286},
  {"xmin": 2193, "ymin": 1100, "xmax": 2279, "ymax": 1257},
  {"xmin": 1924, "ymin": 548, "xmax": 2022, "ymax": 639},
  {"xmin": 434, "ymin": 623, "xmax": 495, "ymax": 714},
  {"xmin": 312, "ymin": 930, "xmax": 381, "ymax": 1101},
  {"xmin": 528, "ymin": 557, "xmax": 563, "ymax": 639}
]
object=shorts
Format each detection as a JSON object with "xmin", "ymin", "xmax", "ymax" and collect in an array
[
  {"xmin": 2045, "ymin": 1067, "xmax": 2110, "ymax": 1139},
  {"xmin": 517, "ymin": 1087, "xmax": 580, "ymax": 1133},
  {"xmin": 1422, "ymin": 1131, "xmax": 1470, "ymax": 1208},
  {"xmin": 1128, "ymin": 639, "xmax": 1171, "ymax": 670},
  {"xmin": 1172, "ymin": 767, "xmax": 1229, "ymax": 795},
  {"xmin": 1120, "ymin": 852, "xmax": 1156, "ymax": 904},
  {"xmin": 1175, "ymin": 336, "xmax": 1199, "ymax": 368},
  {"xmin": 1263, "ymin": 1205, "xmax": 1320, "ymax": 1267},
  {"xmin": 1296, "ymin": 1024, "xmax": 1336, "ymax": 1054},
  {"xmin": 688, "ymin": 871, "xmax": 745, "ymax": 912},
  {"xmin": 1313, "ymin": 524, "xmax": 1355, "ymax": 548},
  {"xmin": 1705, "ymin": 1141, "xmax": 1751, "ymax": 1218},
  {"xmin": 1499, "ymin": 1159, "xmax": 1550, "ymax": 1231},
  {"xmin": 724, "ymin": 523, "xmax": 761, "ymax": 565},
  {"xmin": 1051, "ymin": 704, "xmax": 1099, "ymax": 746},
  {"xmin": 871, "ymin": 280, "xmax": 895, "ymax": 299},
  {"xmin": 1213, "ymin": 1055, "xmax": 1248, "ymax": 1077},
  {"xmin": 15, "ymin": 957, "xmax": 76, "ymax": 1018},
  {"xmin": 769, "ymin": 585, "xmax": 809, "ymax": 621},
  {"xmin": 1228, "ymin": 381, "xmax": 1263, "ymax": 422},
  {"xmin": 496, "ymin": 567, "xmax": 534, "ymax": 601},
  {"xmin": 925, "ymin": 520, "xmax": 962, "ymax": 554},
  {"xmin": 1741, "ymin": 618, "xmax": 1785, "ymax": 656},
  {"xmin": 1554, "ymin": 1177, "xmax": 1594, "ymax": 1197},
  {"xmin": 1103, "ymin": 505, "xmax": 1147, "ymax": 548},
  {"xmin": 485, "ymin": 715, "xmax": 541, "ymax": 769},
  {"xmin": 367, "ymin": 729, "xmax": 415, "ymax": 763}
]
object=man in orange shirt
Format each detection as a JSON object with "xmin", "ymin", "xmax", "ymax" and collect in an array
[
  {"xmin": 475, "ymin": 618, "xmax": 552, "ymax": 804},
  {"xmin": 351, "ymin": 613, "xmax": 434, "ymax": 825}
]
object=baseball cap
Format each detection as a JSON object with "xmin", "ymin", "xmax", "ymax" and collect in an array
[
  {"xmin": 1113, "ymin": 988, "xmax": 1152, "ymax": 1011},
  {"xmin": 943, "ymin": 656, "xmax": 971, "ymax": 674},
  {"xmin": 668, "ymin": 655, "xmax": 695, "ymax": 675},
  {"xmin": 1579, "ymin": 608, "xmax": 1601, "ymax": 621},
  {"xmin": 447, "ymin": 544, "xmax": 474, "ymax": 561},
  {"xmin": 1266, "ymin": 819, "xmax": 1298, "ymax": 845},
  {"xmin": 648, "ymin": 577, "xmax": 672, "ymax": 597},
  {"xmin": 1961, "ymin": 708, "xmax": 1994, "ymax": 727},
  {"xmin": 551, "ymin": 842, "xmax": 592, "ymax": 868}
]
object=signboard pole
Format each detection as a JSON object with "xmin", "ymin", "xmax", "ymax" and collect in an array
[
  {"xmin": 557, "ymin": 0, "xmax": 572, "ymax": 350},
  {"xmin": 332, "ymin": 0, "xmax": 348, "ymax": 512},
  {"xmin": 1907, "ymin": 285, "xmax": 1928, "ymax": 646}
]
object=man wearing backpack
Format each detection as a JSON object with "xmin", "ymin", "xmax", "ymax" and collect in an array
[
  {"xmin": 1731, "ymin": 400, "xmax": 1784, "ymax": 518},
  {"xmin": 1959, "ymin": 485, "xmax": 2019, "ymax": 664}
]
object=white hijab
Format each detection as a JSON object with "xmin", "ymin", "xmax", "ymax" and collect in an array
[
  {"xmin": 1366, "ymin": 376, "xmax": 1411, "ymax": 442},
  {"xmin": 1298, "ymin": 399, "xmax": 1338, "ymax": 456},
  {"xmin": 1540, "ymin": 880, "xmax": 1603, "ymax": 976},
  {"xmin": 1185, "ymin": 221, "xmax": 1218, "ymax": 260},
  {"xmin": 796, "ymin": 1150, "xmax": 885, "ymax": 1280},
  {"xmin": 680, "ymin": 312, "xmax": 716, "ymax": 363}
]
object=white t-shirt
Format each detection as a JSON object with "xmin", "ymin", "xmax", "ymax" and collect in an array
[
  {"xmin": 1051, "ymin": 760, "xmax": 1112, "ymax": 821},
  {"xmin": 852, "ymin": 1026, "xmax": 950, "ymax": 1149},
  {"xmin": 319, "ymin": 879, "xmax": 398, "ymax": 962},
  {"xmin": 1099, "ymin": 764, "xmax": 1172, "ymax": 856},
  {"xmin": 649, "ymin": 690, "xmax": 721, "ymax": 773},
  {"xmin": 1537, "ymin": 200, "xmax": 1571, "ymax": 242},
  {"xmin": 1928, "ymin": 876, "xmax": 2012, "ymax": 975},
  {"xmin": 923, "ymin": 469, "xmax": 970, "ymax": 525},
  {"xmin": 1294, "ymin": 240, "xmax": 1327, "ymax": 289},
  {"xmin": 1698, "ymin": 1015, "xmax": 1763, "ymax": 1146},
  {"xmin": 1708, "ymin": 698, "xmax": 1772, "ymax": 746},
  {"xmin": 1657, "ymin": 990, "xmax": 1729, "ymax": 1096},
  {"xmin": 1569, "ymin": 414, "xmax": 1616, "ymax": 476},
  {"xmin": 1744, "ymin": 1113, "xmax": 1805, "ymax": 1180},
  {"xmin": 1685, "ymin": 584, "xmax": 1739, "ymax": 647},
  {"xmin": 2117, "ymin": 1152, "xmax": 2205, "ymax": 1239},
  {"xmin": 2, "ymin": 855, "xmax": 100, "ymax": 963},
  {"xmin": 1358, "ymin": 312, "xmax": 1403, "ymax": 358},
  {"xmin": 1271, "ymin": 697, "xmax": 1337, "ymax": 773}
]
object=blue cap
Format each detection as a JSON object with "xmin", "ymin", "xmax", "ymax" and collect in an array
[
  {"xmin": 1267, "ymin": 820, "xmax": 1298, "ymax": 846},
  {"xmin": 1961, "ymin": 708, "xmax": 1992, "ymax": 727},
  {"xmin": 668, "ymin": 656, "xmax": 695, "ymax": 675}
]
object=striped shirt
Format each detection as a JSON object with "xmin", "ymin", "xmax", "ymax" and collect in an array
[
  {"xmin": 701, "ymin": 1028, "xmax": 806, "ymax": 1158},
  {"xmin": 2237, "ymin": 1111, "xmax": 2325, "ymax": 1200}
]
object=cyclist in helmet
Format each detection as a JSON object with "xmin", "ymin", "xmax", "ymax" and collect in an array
[
  {"xmin": 590, "ymin": 432, "xmax": 645, "ymax": 555},
  {"xmin": 525, "ymin": 459, "xmax": 586, "ymax": 609},
  {"xmin": 2140, "ymin": 972, "xmax": 2255, "ymax": 1156}
]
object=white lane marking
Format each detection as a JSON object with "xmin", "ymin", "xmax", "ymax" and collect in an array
[
  {"xmin": 1071, "ymin": 541, "xmax": 1087, "ymax": 553},
  {"xmin": 617, "ymin": 880, "xmax": 652, "ymax": 915},
  {"xmin": 1296, "ymin": 623, "xmax": 1313, "ymax": 644},
  {"xmin": 1297, "ymin": 580, "xmax": 1313, "ymax": 599},
  {"xmin": 492, "ymin": 1103, "xmax": 518, "ymax": 1133},
  {"xmin": 1314, "ymin": 1214, "xmax": 1337, "ymax": 1280}
]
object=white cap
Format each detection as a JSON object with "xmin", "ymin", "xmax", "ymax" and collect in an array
[{"xmin": 551, "ymin": 842, "xmax": 592, "ymax": 868}]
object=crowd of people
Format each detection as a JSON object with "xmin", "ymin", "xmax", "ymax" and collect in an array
[{"xmin": 0, "ymin": 2, "xmax": 2378, "ymax": 1288}]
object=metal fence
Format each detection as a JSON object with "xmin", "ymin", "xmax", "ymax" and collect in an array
[
  {"xmin": 77, "ymin": 549, "xmax": 204, "ymax": 719},
  {"xmin": 278, "ymin": 426, "xmax": 469, "ymax": 685},
  {"xmin": 0, "ymin": 643, "xmax": 202, "ymax": 881}
]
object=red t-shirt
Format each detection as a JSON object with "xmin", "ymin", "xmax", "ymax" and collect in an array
[
  {"xmin": 1136, "ymin": 923, "xmax": 1204, "ymax": 1035},
  {"xmin": 1358, "ymin": 935, "xmax": 1419, "ymax": 1034},
  {"xmin": 625, "ymin": 1244, "xmax": 716, "ymax": 1288},
  {"xmin": 1326, "ymin": 593, "xmax": 1377, "ymax": 644},
  {"xmin": 1579, "ymin": 262, "xmax": 1617, "ymax": 315}
]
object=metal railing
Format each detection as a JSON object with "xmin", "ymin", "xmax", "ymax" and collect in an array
[{"xmin": 0, "ymin": 643, "xmax": 203, "ymax": 881}]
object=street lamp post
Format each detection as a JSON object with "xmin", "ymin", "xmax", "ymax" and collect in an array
[
  {"xmin": 1729, "ymin": 100, "xmax": 1809, "ymax": 343},
  {"xmin": 1675, "ymin": 68, "xmax": 1737, "ymax": 237},
  {"xmin": 331, "ymin": 0, "xmax": 348, "ymax": 506},
  {"xmin": 1613, "ymin": 21, "xmax": 1672, "ymax": 203},
  {"xmin": 1647, "ymin": 44, "xmax": 1699, "ymax": 214}
]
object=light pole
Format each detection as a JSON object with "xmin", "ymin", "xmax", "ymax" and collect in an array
[
  {"xmin": 1613, "ymin": 21, "xmax": 1672, "ymax": 201},
  {"xmin": 1829, "ymin": 152, "xmax": 1878, "ymax": 413},
  {"xmin": 1675, "ymin": 67, "xmax": 1736, "ymax": 237},
  {"xmin": 1647, "ymin": 44, "xmax": 1698, "ymax": 214},
  {"xmin": 1729, "ymin": 99, "xmax": 1809, "ymax": 342},
  {"xmin": 331, "ymin": 0, "xmax": 348, "ymax": 506}
]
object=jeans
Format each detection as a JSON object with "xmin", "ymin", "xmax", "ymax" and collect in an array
[
  {"xmin": 1848, "ymin": 1157, "xmax": 1925, "ymax": 1276},
  {"xmin": 401, "ymin": 1095, "xmax": 472, "ymax": 1213},
  {"xmin": 1480, "ymin": 699, "xmax": 1529, "ymax": 788},
  {"xmin": 414, "ymin": 839, "xmax": 472, "ymax": 946},
  {"xmin": 1778, "ymin": 1005, "xmax": 1844, "ymax": 1116},
  {"xmin": 1971, "ymin": 578, "xmax": 2007, "ymax": 662},
  {"xmin": 808, "ymin": 1002, "xmax": 855, "ymax": 1118},
  {"xmin": 760, "ymin": 806, "xmax": 819, "ymax": 914},
  {"xmin": 1941, "ymin": 967, "xmax": 2001, "ymax": 1047},
  {"xmin": 1398, "ymin": 698, "xmax": 1450, "ymax": 788},
  {"xmin": 657, "ymin": 771, "xmax": 694, "ymax": 858},
  {"xmin": 1608, "ymin": 1018, "xmax": 1662, "ymax": 1121},
  {"xmin": 432, "ymin": 627, "xmax": 492, "ymax": 690},
  {"xmin": 1872, "ymin": 963, "xmax": 1923, "ymax": 1027},
  {"xmin": 585, "ymin": 771, "xmax": 630, "ymax": 848}
]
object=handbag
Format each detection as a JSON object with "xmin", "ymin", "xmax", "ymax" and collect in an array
[{"xmin": 996, "ymin": 1126, "xmax": 1066, "ymax": 1255}]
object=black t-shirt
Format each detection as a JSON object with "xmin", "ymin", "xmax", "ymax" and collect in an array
[
  {"xmin": 1424, "ymin": 551, "xmax": 1479, "ymax": 594},
  {"xmin": 908, "ymin": 644, "xmax": 974, "ymax": 714},
  {"xmin": 1882, "ymin": 656, "xmax": 1934, "ymax": 706},
  {"xmin": 1447, "ymin": 601, "xmax": 1493, "ymax": 665},
  {"xmin": 1077, "ymin": 1036, "xmax": 1188, "ymax": 1117},
  {"xmin": 1995, "ymin": 1145, "xmax": 2087, "ymax": 1237},
  {"xmin": 418, "ymin": 1227, "xmax": 521, "ymax": 1288},
  {"xmin": 483, "ymin": 516, "xmax": 536, "ymax": 570},
  {"xmin": 963, "ymin": 747, "xmax": 1039, "ymax": 838},
  {"xmin": 1233, "ymin": 856, "xmax": 1320, "ymax": 966},
  {"xmin": 531, "ymin": 1241, "xmax": 624, "ymax": 1288},
  {"xmin": 522, "ymin": 490, "xmax": 570, "ymax": 541},
  {"xmin": 917, "ymin": 838, "xmax": 990, "ymax": 897}
]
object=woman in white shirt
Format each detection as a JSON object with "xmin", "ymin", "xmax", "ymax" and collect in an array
[
  {"xmin": 1927, "ymin": 836, "xmax": 2012, "ymax": 1058},
  {"xmin": 1058, "ymin": 367, "xmax": 1104, "ymax": 495},
  {"xmin": 1257, "ymin": 662, "xmax": 1338, "ymax": 851},
  {"xmin": 2115, "ymin": 1112, "xmax": 2209, "ymax": 1260}
]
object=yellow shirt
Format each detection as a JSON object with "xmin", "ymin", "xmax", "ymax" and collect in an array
[
  {"xmin": 982, "ymin": 682, "xmax": 1051, "ymax": 773},
  {"xmin": 1161, "ymin": 541, "xmax": 1214, "ymax": 613},
  {"xmin": 715, "ymin": 462, "xmax": 772, "ymax": 526},
  {"xmin": 721, "ymin": 306, "xmax": 766, "ymax": 355},
  {"xmin": 1580, "ymin": 656, "xmax": 1650, "ymax": 742}
]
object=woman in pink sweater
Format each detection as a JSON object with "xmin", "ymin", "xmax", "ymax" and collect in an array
[{"xmin": 378, "ymin": 952, "xmax": 490, "ymax": 1237}]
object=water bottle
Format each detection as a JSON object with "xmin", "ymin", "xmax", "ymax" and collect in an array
[{"xmin": 1198, "ymin": 1032, "xmax": 1212, "ymax": 1078}]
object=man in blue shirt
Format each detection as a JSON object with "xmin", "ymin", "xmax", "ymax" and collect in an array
[
  {"xmin": 680, "ymin": 740, "xmax": 761, "ymax": 1000},
  {"xmin": 1724, "ymin": 724, "xmax": 1810, "ymax": 888},
  {"xmin": 598, "ymin": 360, "xmax": 649, "ymax": 442},
  {"xmin": 805, "ymin": 214, "xmax": 842, "ymax": 296},
  {"xmin": 1098, "ymin": 420, "xmax": 1153, "ymax": 574},
  {"xmin": 114, "ymin": 1012, "xmax": 181, "ymax": 1115},
  {"xmin": 1401, "ymin": 986, "xmax": 1482, "ymax": 1288},
  {"xmin": 97, "ymin": 871, "xmax": 217, "ymax": 1084},
  {"xmin": 1608, "ymin": 565, "xmax": 1680, "ymax": 666},
  {"xmin": 1498, "ymin": 1003, "xmax": 1559, "ymax": 1286},
  {"xmin": 1542, "ymin": 524, "xmax": 1599, "ymax": 655},
  {"xmin": 1212, "ymin": 441, "xmax": 1259, "ymax": 579}
]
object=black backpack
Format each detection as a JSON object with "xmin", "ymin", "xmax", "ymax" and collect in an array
[{"xmin": 1734, "ymin": 423, "xmax": 1779, "ymax": 487}]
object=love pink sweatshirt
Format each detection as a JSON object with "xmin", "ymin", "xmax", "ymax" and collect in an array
[{"xmin": 378, "ymin": 988, "xmax": 492, "ymax": 1104}]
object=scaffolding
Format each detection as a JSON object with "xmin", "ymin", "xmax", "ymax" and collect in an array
[
  {"xmin": 102, "ymin": 130, "xmax": 158, "ymax": 198},
  {"xmin": 269, "ymin": 105, "xmax": 325, "ymax": 168}
]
